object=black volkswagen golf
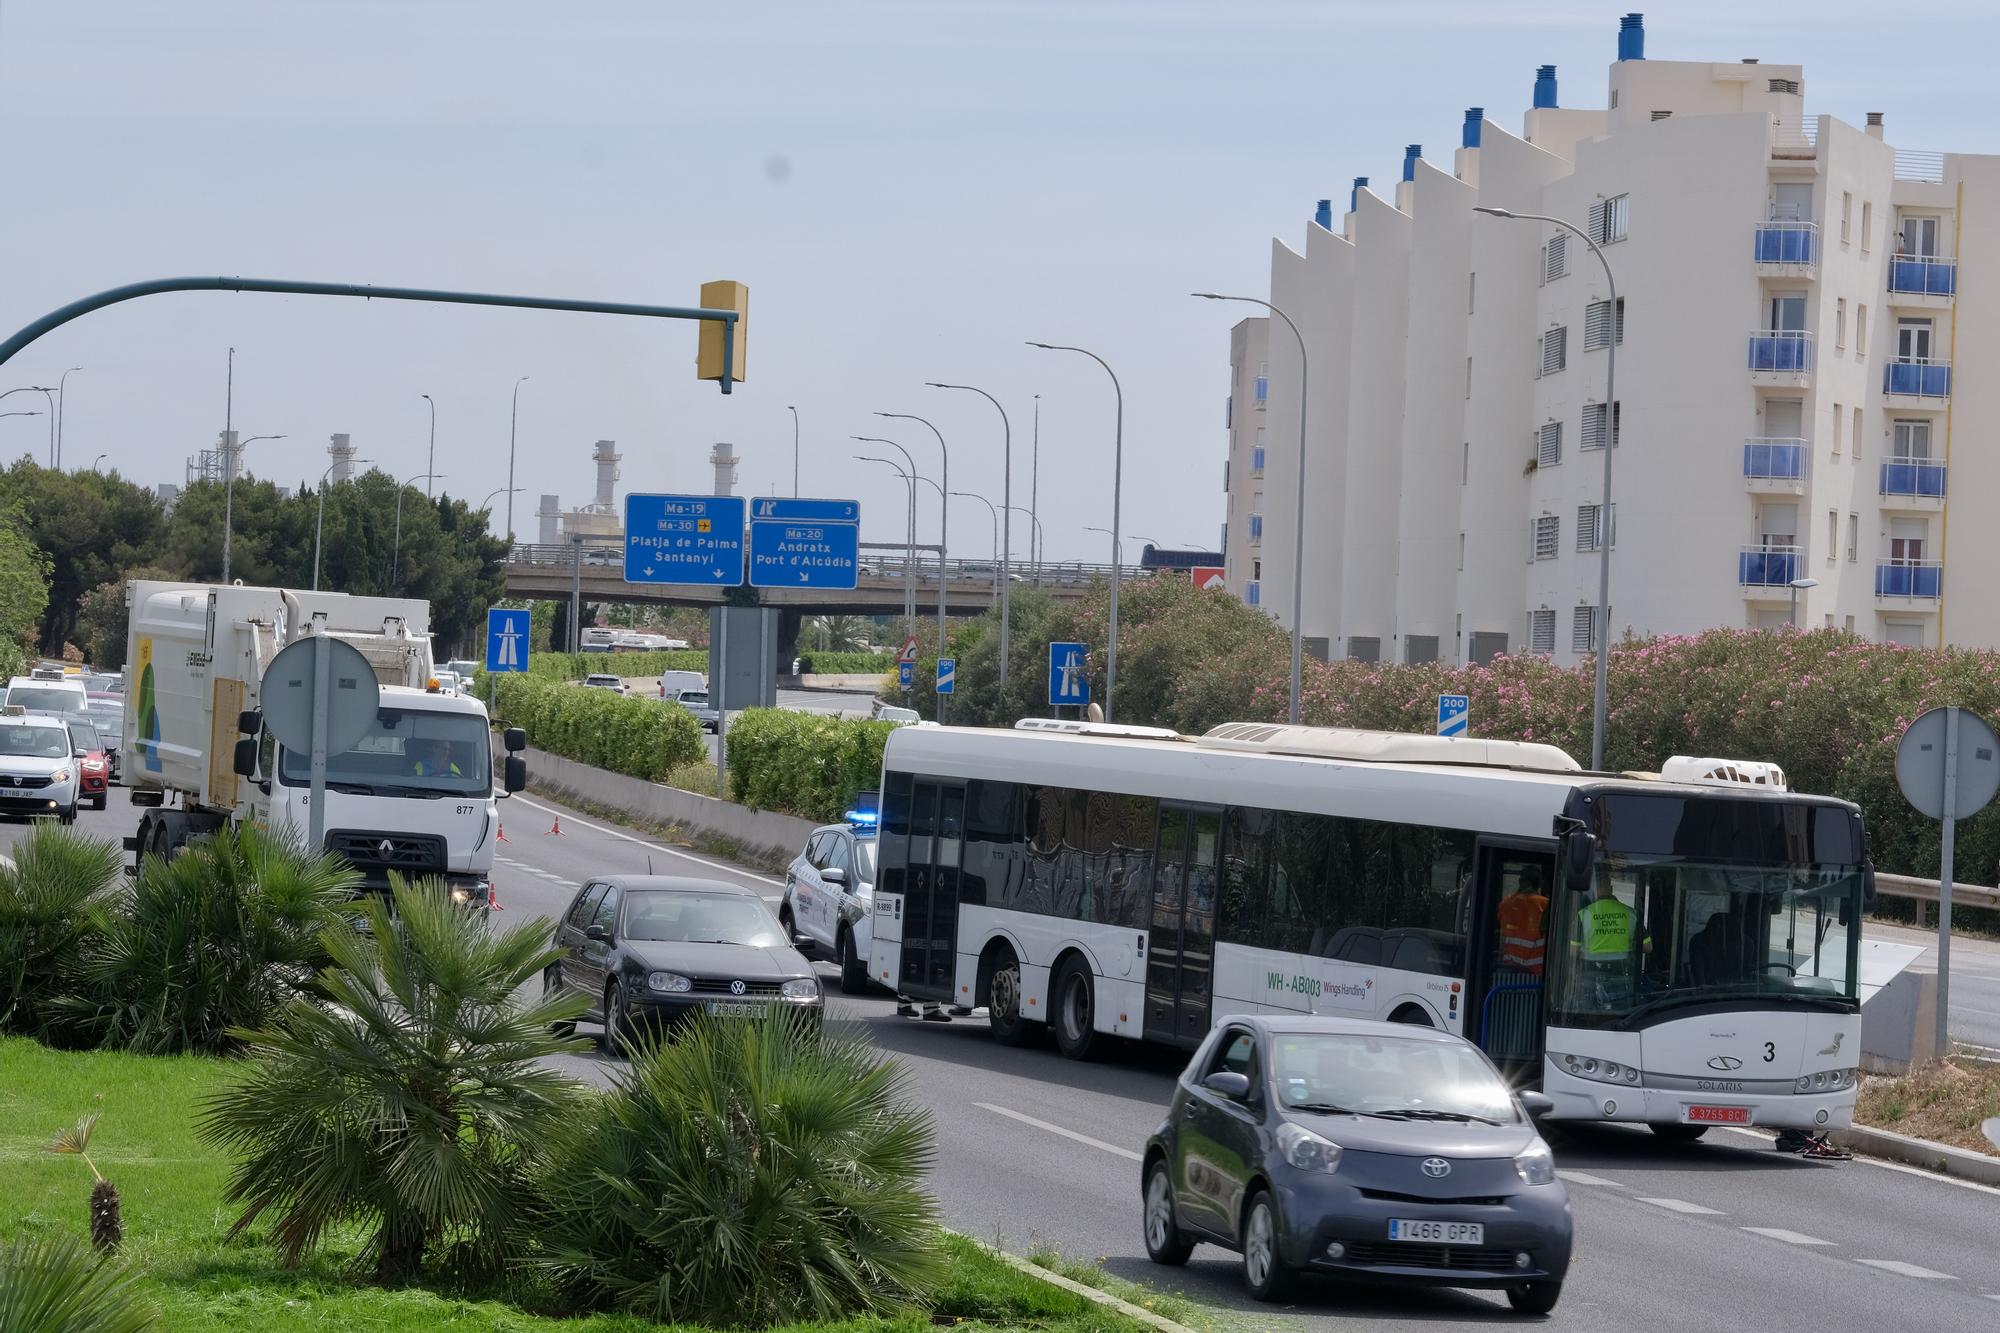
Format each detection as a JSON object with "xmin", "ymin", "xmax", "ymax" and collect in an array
[
  {"xmin": 544, "ymin": 875, "xmax": 823, "ymax": 1050},
  {"xmin": 1141, "ymin": 1015, "xmax": 1572, "ymax": 1313}
]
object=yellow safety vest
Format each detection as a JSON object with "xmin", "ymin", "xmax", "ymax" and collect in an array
[{"xmin": 1577, "ymin": 898, "xmax": 1635, "ymax": 961}]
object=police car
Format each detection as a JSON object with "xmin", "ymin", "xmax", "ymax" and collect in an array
[
  {"xmin": 779, "ymin": 800, "xmax": 880, "ymax": 995},
  {"xmin": 0, "ymin": 709, "xmax": 82, "ymax": 825}
]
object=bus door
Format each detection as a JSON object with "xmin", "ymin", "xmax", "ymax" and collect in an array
[
  {"xmin": 899, "ymin": 779, "xmax": 965, "ymax": 1002},
  {"xmin": 1466, "ymin": 840, "xmax": 1557, "ymax": 1080},
  {"xmin": 1145, "ymin": 804, "xmax": 1222, "ymax": 1046}
]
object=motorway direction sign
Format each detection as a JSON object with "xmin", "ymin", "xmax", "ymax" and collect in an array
[
  {"xmin": 748, "ymin": 496, "xmax": 861, "ymax": 590},
  {"xmin": 936, "ymin": 657, "xmax": 956, "ymax": 695},
  {"xmin": 485, "ymin": 608, "xmax": 530, "ymax": 673},
  {"xmin": 1437, "ymin": 693, "xmax": 1469, "ymax": 738},
  {"xmin": 623, "ymin": 494, "xmax": 746, "ymax": 585},
  {"xmin": 1048, "ymin": 641, "xmax": 1089, "ymax": 709},
  {"xmin": 898, "ymin": 660, "xmax": 915, "ymax": 690}
]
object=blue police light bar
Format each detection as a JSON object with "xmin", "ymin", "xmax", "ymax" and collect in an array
[{"xmin": 846, "ymin": 789, "xmax": 881, "ymax": 829}]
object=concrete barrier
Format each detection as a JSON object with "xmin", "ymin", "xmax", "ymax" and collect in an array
[
  {"xmin": 519, "ymin": 746, "xmax": 819, "ymax": 868},
  {"xmin": 1861, "ymin": 966, "xmax": 1941, "ymax": 1075}
]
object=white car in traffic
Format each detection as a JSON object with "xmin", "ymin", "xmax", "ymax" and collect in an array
[
  {"xmin": 780, "ymin": 819, "xmax": 879, "ymax": 994},
  {"xmin": 0, "ymin": 712, "xmax": 82, "ymax": 825}
]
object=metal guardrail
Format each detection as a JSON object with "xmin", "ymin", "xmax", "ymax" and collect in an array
[{"xmin": 1876, "ymin": 873, "xmax": 2000, "ymax": 913}]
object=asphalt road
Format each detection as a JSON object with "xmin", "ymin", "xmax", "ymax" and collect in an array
[{"xmin": 12, "ymin": 789, "xmax": 2000, "ymax": 1331}]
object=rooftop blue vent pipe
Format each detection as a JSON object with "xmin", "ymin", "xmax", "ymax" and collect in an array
[
  {"xmin": 1618, "ymin": 13, "xmax": 1645, "ymax": 61},
  {"xmin": 1314, "ymin": 198, "xmax": 1333, "ymax": 230},
  {"xmin": 1533, "ymin": 65, "xmax": 1558, "ymax": 109},
  {"xmin": 1462, "ymin": 108, "xmax": 1484, "ymax": 148},
  {"xmin": 1402, "ymin": 144, "xmax": 1421, "ymax": 181},
  {"xmin": 1350, "ymin": 177, "xmax": 1369, "ymax": 212}
]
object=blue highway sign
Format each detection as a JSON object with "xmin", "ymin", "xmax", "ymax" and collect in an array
[
  {"xmin": 624, "ymin": 494, "xmax": 746, "ymax": 585},
  {"xmin": 936, "ymin": 657, "xmax": 956, "ymax": 695},
  {"xmin": 1437, "ymin": 693, "xmax": 1470, "ymax": 738},
  {"xmin": 749, "ymin": 496, "xmax": 861, "ymax": 590},
  {"xmin": 1048, "ymin": 641, "xmax": 1089, "ymax": 708},
  {"xmin": 898, "ymin": 660, "xmax": 915, "ymax": 690},
  {"xmin": 485, "ymin": 608, "xmax": 530, "ymax": 673}
]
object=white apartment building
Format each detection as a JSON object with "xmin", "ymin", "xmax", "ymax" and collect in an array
[
  {"xmin": 1250, "ymin": 12, "xmax": 1997, "ymax": 666},
  {"xmin": 1220, "ymin": 316, "xmax": 1269, "ymax": 603}
]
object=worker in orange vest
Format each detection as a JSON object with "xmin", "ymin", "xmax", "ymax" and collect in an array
[{"xmin": 1497, "ymin": 864, "xmax": 1550, "ymax": 975}]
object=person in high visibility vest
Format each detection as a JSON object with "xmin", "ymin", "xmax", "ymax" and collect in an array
[
  {"xmin": 1571, "ymin": 877, "xmax": 1650, "ymax": 1008},
  {"xmin": 1496, "ymin": 865, "xmax": 1550, "ymax": 975},
  {"xmin": 412, "ymin": 739, "xmax": 465, "ymax": 778}
]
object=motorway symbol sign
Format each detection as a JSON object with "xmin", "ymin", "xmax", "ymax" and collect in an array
[
  {"xmin": 899, "ymin": 635, "xmax": 920, "ymax": 664},
  {"xmin": 1048, "ymin": 641, "xmax": 1089, "ymax": 708},
  {"xmin": 485, "ymin": 608, "xmax": 531, "ymax": 673},
  {"xmin": 623, "ymin": 494, "xmax": 746, "ymax": 585},
  {"xmin": 748, "ymin": 496, "xmax": 860, "ymax": 590},
  {"xmin": 936, "ymin": 657, "xmax": 955, "ymax": 695},
  {"xmin": 1437, "ymin": 693, "xmax": 1470, "ymax": 738},
  {"xmin": 898, "ymin": 660, "xmax": 915, "ymax": 690}
]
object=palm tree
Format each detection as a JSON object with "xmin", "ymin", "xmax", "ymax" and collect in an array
[
  {"xmin": 808, "ymin": 614, "xmax": 873, "ymax": 652},
  {"xmin": 535, "ymin": 1013, "xmax": 943, "ymax": 1326},
  {"xmin": 200, "ymin": 878, "xmax": 588, "ymax": 1280},
  {"xmin": 0, "ymin": 827, "xmax": 123, "ymax": 1043},
  {"xmin": 0, "ymin": 1234, "xmax": 158, "ymax": 1333}
]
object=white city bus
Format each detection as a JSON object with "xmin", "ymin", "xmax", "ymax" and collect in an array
[{"xmin": 870, "ymin": 720, "xmax": 1873, "ymax": 1138}]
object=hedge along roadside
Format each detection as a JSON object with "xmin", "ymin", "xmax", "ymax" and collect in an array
[
  {"xmin": 490, "ymin": 672, "xmax": 705, "ymax": 781},
  {"xmin": 796, "ymin": 650, "xmax": 894, "ymax": 675},
  {"xmin": 524, "ymin": 648, "xmax": 710, "ymax": 682},
  {"xmin": 725, "ymin": 708, "xmax": 896, "ymax": 824}
]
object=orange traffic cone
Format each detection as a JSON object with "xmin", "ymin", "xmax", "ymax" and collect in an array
[
  {"xmin": 487, "ymin": 883, "xmax": 504, "ymax": 911},
  {"xmin": 545, "ymin": 815, "xmax": 565, "ymax": 836},
  {"xmin": 496, "ymin": 822, "xmax": 510, "ymax": 843}
]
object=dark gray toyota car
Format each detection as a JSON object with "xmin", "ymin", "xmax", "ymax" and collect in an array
[{"xmin": 1142, "ymin": 1015, "xmax": 1572, "ymax": 1313}]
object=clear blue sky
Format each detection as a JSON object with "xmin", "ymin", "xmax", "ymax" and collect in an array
[{"xmin": 0, "ymin": 1, "xmax": 1990, "ymax": 561}]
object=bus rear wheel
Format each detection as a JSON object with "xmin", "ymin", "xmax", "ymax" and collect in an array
[
  {"xmin": 1648, "ymin": 1123, "xmax": 1708, "ymax": 1143},
  {"xmin": 1052, "ymin": 956, "xmax": 1103, "ymax": 1061},
  {"xmin": 987, "ymin": 954, "xmax": 1033, "ymax": 1046}
]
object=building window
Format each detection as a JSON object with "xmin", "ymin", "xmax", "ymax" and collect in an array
[
  {"xmin": 1856, "ymin": 304, "xmax": 1868, "ymax": 356},
  {"xmin": 1224, "ymin": 395, "xmax": 1232, "ymax": 429},
  {"xmin": 1532, "ymin": 515, "xmax": 1559, "ymax": 561},
  {"xmin": 1528, "ymin": 610, "xmax": 1557, "ymax": 655},
  {"xmin": 1583, "ymin": 298, "xmax": 1624, "ymax": 349},
  {"xmin": 1582, "ymin": 400, "xmax": 1621, "ymax": 450},
  {"xmin": 1577, "ymin": 503, "xmax": 1616, "ymax": 551},
  {"xmin": 1587, "ymin": 194, "xmax": 1630, "ymax": 245},
  {"xmin": 1572, "ymin": 605, "xmax": 1606, "ymax": 653},
  {"xmin": 1458, "ymin": 532, "xmax": 1466, "ymax": 570},
  {"xmin": 1844, "ymin": 614, "xmax": 1855, "ymax": 634},
  {"xmin": 1847, "ymin": 513, "xmax": 1859, "ymax": 563},
  {"xmin": 1836, "ymin": 298, "xmax": 1847, "ymax": 350},
  {"xmin": 1468, "ymin": 271, "xmax": 1476, "ymax": 314},
  {"xmin": 1537, "ymin": 421, "xmax": 1562, "ymax": 469},
  {"xmin": 1832, "ymin": 403, "xmax": 1843, "ymax": 455},
  {"xmin": 1249, "ymin": 513, "xmax": 1263, "ymax": 540},
  {"xmin": 1827, "ymin": 509, "xmax": 1839, "ymax": 562},
  {"xmin": 1840, "ymin": 191, "xmax": 1852, "ymax": 244},
  {"xmin": 1465, "ymin": 356, "xmax": 1473, "ymax": 399},
  {"xmin": 1246, "ymin": 580, "xmax": 1260, "ymax": 607},
  {"xmin": 1861, "ymin": 201, "xmax": 1873, "ymax": 254},
  {"xmin": 1251, "ymin": 445, "xmax": 1265, "ymax": 472},
  {"xmin": 1853, "ymin": 406, "xmax": 1864, "ymax": 459},
  {"xmin": 1462, "ymin": 441, "xmax": 1470, "ymax": 483},
  {"xmin": 1543, "ymin": 233, "xmax": 1568, "ymax": 283},
  {"xmin": 1538, "ymin": 327, "xmax": 1567, "ymax": 376},
  {"xmin": 1405, "ymin": 635, "xmax": 1439, "ymax": 665}
]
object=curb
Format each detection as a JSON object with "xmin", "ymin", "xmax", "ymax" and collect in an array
[
  {"xmin": 946, "ymin": 1231, "xmax": 1202, "ymax": 1333},
  {"xmin": 1835, "ymin": 1122, "xmax": 2000, "ymax": 1187}
]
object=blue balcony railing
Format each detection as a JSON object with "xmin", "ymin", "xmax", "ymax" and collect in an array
[
  {"xmin": 1749, "ymin": 330, "xmax": 1813, "ymax": 373},
  {"xmin": 1253, "ymin": 375, "xmax": 1268, "ymax": 406},
  {"xmin": 1251, "ymin": 445, "xmax": 1265, "ymax": 473},
  {"xmin": 1246, "ymin": 580, "xmax": 1261, "ymax": 607},
  {"xmin": 1743, "ymin": 438, "xmax": 1808, "ymax": 481},
  {"xmin": 1879, "ymin": 457, "xmax": 1947, "ymax": 499},
  {"xmin": 1754, "ymin": 220, "xmax": 1818, "ymax": 265},
  {"xmin": 1875, "ymin": 561, "xmax": 1943, "ymax": 598},
  {"xmin": 1884, "ymin": 358, "xmax": 1951, "ymax": 397},
  {"xmin": 1249, "ymin": 514, "xmax": 1263, "ymax": 540},
  {"xmin": 1889, "ymin": 255, "xmax": 1955, "ymax": 297},
  {"xmin": 1739, "ymin": 545, "xmax": 1802, "ymax": 587}
]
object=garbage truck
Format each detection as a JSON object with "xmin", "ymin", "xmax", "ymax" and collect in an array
[{"xmin": 122, "ymin": 580, "xmax": 525, "ymax": 906}]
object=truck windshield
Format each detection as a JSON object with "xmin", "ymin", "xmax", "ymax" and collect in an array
[
  {"xmin": 278, "ymin": 708, "xmax": 490, "ymax": 797},
  {"xmin": 1550, "ymin": 792, "xmax": 1865, "ymax": 1030}
]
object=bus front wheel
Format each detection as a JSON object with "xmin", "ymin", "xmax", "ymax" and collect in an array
[
  {"xmin": 988, "ymin": 954, "xmax": 1035, "ymax": 1046},
  {"xmin": 1648, "ymin": 1123, "xmax": 1708, "ymax": 1143},
  {"xmin": 1052, "ymin": 956, "xmax": 1103, "ymax": 1061}
]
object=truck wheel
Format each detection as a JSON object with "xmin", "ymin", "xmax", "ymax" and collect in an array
[
  {"xmin": 987, "ymin": 952, "xmax": 1035, "ymax": 1047},
  {"xmin": 1052, "ymin": 955, "xmax": 1103, "ymax": 1061}
]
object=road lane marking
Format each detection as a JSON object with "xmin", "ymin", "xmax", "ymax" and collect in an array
[
  {"xmin": 974, "ymin": 1102, "xmax": 1143, "ymax": 1162},
  {"xmin": 1740, "ymin": 1227, "xmax": 1833, "ymax": 1246},
  {"xmin": 1555, "ymin": 1170, "xmax": 1624, "ymax": 1188},
  {"xmin": 1954, "ymin": 1005, "xmax": 2000, "ymax": 1019},
  {"xmin": 1719, "ymin": 1127, "xmax": 2000, "ymax": 1199},
  {"xmin": 512, "ymin": 794, "xmax": 784, "ymax": 887},
  {"xmin": 1855, "ymin": 1259, "xmax": 1956, "ymax": 1280},
  {"xmin": 1636, "ymin": 1197, "xmax": 1725, "ymax": 1215}
]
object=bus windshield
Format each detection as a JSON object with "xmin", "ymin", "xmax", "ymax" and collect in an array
[
  {"xmin": 277, "ymin": 707, "xmax": 490, "ymax": 797},
  {"xmin": 1551, "ymin": 860, "xmax": 1863, "ymax": 1029}
]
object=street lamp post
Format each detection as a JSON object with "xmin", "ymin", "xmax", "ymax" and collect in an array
[
  {"xmin": 55, "ymin": 366, "xmax": 80, "ymax": 469},
  {"xmin": 479, "ymin": 485, "xmax": 521, "ymax": 515},
  {"xmin": 1026, "ymin": 343, "xmax": 1123, "ymax": 721},
  {"xmin": 787, "ymin": 405, "xmax": 800, "ymax": 496},
  {"xmin": 0, "ymin": 409, "xmax": 41, "ymax": 423},
  {"xmin": 856, "ymin": 456, "xmax": 919, "ymax": 633},
  {"xmin": 421, "ymin": 394, "xmax": 437, "ymax": 499},
  {"xmin": 855, "ymin": 434, "xmax": 945, "ymax": 655},
  {"xmin": 873, "ymin": 413, "xmax": 950, "ymax": 637},
  {"xmin": 221, "ymin": 434, "xmax": 285, "ymax": 583},
  {"xmin": 1788, "ymin": 577, "xmax": 1819, "ymax": 628},
  {"xmin": 1030, "ymin": 395, "xmax": 1041, "ymax": 584},
  {"xmin": 1470, "ymin": 209, "xmax": 1617, "ymax": 768},
  {"xmin": 2, "ymin": 385, "xmax": 55, "ymax": 464},
  {"xmin": 90, "ymin": 453, "xmax": 106, "ymax": 471},
  {"xmin": 505, "ymin": 376, "xmax": 528, "ymax": 543},
  {"xmin": 928, "ymin": 384, "xmax": 1011, "ymax": 683},
  {"xmin": 1004, "ymin": 505, "xmax": 1042, "ymax": 588},
  {"xmin": 1194, "ymin": 292, "xmax": 1309, "ymax": 725},
  {"xmin": 953, "ymin": 491, "xmax": 1000, "ymax": 606},
  {"xmin": 392, "ymin": 471, "xmax": 444, "ymax": 591},
  {"xmin": 313, "ymin": 456, "xmax": 374, "ymax": 591}
]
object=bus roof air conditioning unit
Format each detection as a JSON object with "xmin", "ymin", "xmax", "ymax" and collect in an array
[
  {"xmin": 1200, "ymin": 723, "xmax": 1582, "ymax": 773},
  {"xmin": 1659, "ymin": 756, "xmax": 1790, "ymax": 790}
]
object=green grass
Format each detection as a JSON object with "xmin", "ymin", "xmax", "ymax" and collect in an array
[{"xmin": 0, "ymin": 1038, "xmax": 1159, "ymax": 1332}]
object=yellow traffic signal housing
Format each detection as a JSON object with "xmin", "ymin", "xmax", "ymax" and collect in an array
[{"xmin": 697, "ymin": 279, "xmax": 748, "ymax": 385}]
